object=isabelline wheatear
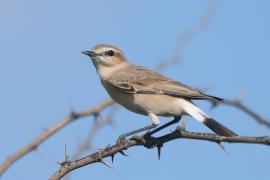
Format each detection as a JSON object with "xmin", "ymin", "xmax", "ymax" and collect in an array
[{"xmin": 82, "ymin": 44, "xmax": 237, "ymax": 141}]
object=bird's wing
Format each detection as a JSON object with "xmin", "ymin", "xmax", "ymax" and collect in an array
[{"xmin": 108, "ymin": 65, "xmax": 223, "ymax": 101}]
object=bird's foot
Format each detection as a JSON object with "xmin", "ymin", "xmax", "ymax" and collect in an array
[{"xmin": 116, "ymin": 135, "xmax": 130, "ymax": 145}]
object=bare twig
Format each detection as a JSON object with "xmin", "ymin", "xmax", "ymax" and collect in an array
[
  {"xmin": 209, "ymin": 97, "xmax": 270, "ymax": 129},
  {"xmin": 71, "ymin": 105, "xmax": 118, "ymax": 160},
  {"xmin": 155, "ymin": 0, "xmax": 224, "ymax": 71},
  {"xmin": 221, "ymin": 99, "xmax": 270, "ymax": 129},
  {"xmin": 62, "ymin": 106, "xmax": 118, "ymax": 180},
  {"xmin": 3, "ymin": 1, "xmax": 270, "ymax": 179},
  {"xmin": 0, "ymin": 99, "xmax": 114, "ymax": 176},
  {"xmin": 49, "ymin": 128, "xmax": 270, "ymax": 180}
]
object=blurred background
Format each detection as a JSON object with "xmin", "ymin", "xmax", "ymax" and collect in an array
[{"xmin": 1, "ymin": 0, "xmax": 270, "ymax": 179}]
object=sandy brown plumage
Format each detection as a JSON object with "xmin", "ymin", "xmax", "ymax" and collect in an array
[{"xmin": 83, "ymin": 44, "xmax": 237, "ymax": 138}]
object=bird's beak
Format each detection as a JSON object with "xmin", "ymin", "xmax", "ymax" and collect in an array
[{"xmin": 82, "ymin": 50, "xmax": 97, "ymax": 58}]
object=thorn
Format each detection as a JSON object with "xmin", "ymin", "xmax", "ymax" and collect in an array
[
  {"xmin": 119, "ymin": 150, "xmax": 129, "ymax": 156},
  {"xmin": 157, "ymin": 144, "xmax": 163, "ymax": 160},
  {"xmin": 64, "ymin": 144, "xmax": 70, "ymax": 162},
  {"xmin": 31, "ymin": 144, "xmax": 38, "ymax": 151},
  {"xmin": 56, "ymin": 160, "xmax": 69, "ymax": 166},
  {"xmin": 93, "ymin": 112, "xmax": 100, "ymax": 123},
  {"xmin": 35, "ymin": 147, "xmax": 43, "ymax": 157},
  {"xmin": 55, "ymin": 145, "xmax": 71, "ymax": 167},
  {"xmin": 234, "ymin": 93, "xmax": 246, "ymax": 106},
  {"xmin": 111, "ymin": 154, "xmax": 115, "ymax": 163},
  {"xmin": 216, "ymin": 142, "xmax": 230, "ymax": 155},
  {"xmin": 210, "ymin": 101, "xmax": 218, "ymax": 109},
  {"xmin": 100, "ymin": 159, "xmax": 113, "ymax": 169},
  {"xmin": 238, "ymin": 92, "xmax": 246, "ymax": 102},
  {"xmin": 99, "ymin": 144, "xmax": 111, "ymax": 154},
  {"xmin": 69, "ymin": 106, "xmax": 79, "ymax": 119},
  {"xmin": 69, "ymin": 104, "xmax": 74, "ymax": 114},
  {"xmin": 69, "ymin": 104, "xmax": 74, "ymax": 112}
]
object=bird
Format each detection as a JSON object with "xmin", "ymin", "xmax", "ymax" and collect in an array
[{"xmin": 82, "ymin": 44, "xmax": 237, "ymax": 141}]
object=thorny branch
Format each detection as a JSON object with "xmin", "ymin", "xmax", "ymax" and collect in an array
[
  {"xmin": 1, "ymin": 0, "xmax": 226, "ymax": 176},
  {"xmin": 49, "ymin": 128, "xmax": 270, "ymax": 180},
  {"xmin": 2, "ymin": 96, "xmax": 268, "ymax": 177},
  {"xmin": 0, "ymin": 99, "xmax": 114, "ymax": 176},
  {"xmin": 71, "ymin": 105, "xmax": 118, "ymax": 160},
  {"xmin": 1, "ymin": 0, "xmax": 270, "ymax": 178},
  {"xmin": 62, "ymin": 106, "xmax": 118, "ymax": 180}
]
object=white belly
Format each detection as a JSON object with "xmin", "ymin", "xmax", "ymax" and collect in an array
[{"xmin": 132, "ymin": 93, "xmax": 186, "ymax": 117}]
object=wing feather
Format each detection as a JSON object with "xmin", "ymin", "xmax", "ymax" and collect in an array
[{"xmin": 108, "ymin": 65, "xmax": 223, "ymax": 101}]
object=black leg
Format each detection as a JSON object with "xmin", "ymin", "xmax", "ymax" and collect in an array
[
  {"xmin": 117, "ymin": 124, "xmax": 157, "ymax": 143},
  {"xmin": 146, "ymin": 116, "xmax": 181, "ymax": 136}
]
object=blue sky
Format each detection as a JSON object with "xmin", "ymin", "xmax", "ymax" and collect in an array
[{"xmin": 1, "ymin": 0, "xmax": 270, "ymax": 179}]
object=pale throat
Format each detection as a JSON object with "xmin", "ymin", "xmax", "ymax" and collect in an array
[{"xmin": 96, "ymin": 61, "xmax": 128, "ymax": 80}]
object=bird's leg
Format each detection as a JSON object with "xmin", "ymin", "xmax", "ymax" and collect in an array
[
  {"xmin": 117, "ymin": 124, "xmax": 157, "ymax": 143},
  {"xmin": 116, "ymin": 113, "xmax": 160, "ymax": 143},
  {"xmin": 146, "ymin": 116, "xmax": 181, "ymax": 136}
]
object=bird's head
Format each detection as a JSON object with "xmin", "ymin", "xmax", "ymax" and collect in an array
[{"xmin": 82, "ymin": 44, "xmax": 127, "ymax": 69}]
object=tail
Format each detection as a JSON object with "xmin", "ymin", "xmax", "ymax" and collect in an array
[
  {"xmin": 181, "ymin": 100, "xmax": 237, "ymax": 137},
  {"xmin": 203, "ymin": 118, "xmax": 237, "ymax": 137}
]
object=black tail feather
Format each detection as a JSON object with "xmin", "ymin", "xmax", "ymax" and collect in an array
[{"xmin": 203, "ymin": 118, "xmax": 237, "ymax": 137}]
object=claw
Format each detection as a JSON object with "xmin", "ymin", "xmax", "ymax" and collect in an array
[
  {"xmin": 142, "ymin": 131, "xmax": 152, "ymax": 139},
  {"xmin": 116, "ymin": 136, "xmax": 129, "ymax": 144}
]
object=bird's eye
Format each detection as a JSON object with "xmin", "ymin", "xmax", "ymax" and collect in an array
[{"xmin": 105, "ymin": 50, "xmax": 115, "ymax": 56}]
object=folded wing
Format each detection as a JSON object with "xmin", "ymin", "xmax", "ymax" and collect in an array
[{"xmin": 108, "ymin": 65, "xmax": 223, "ymax": 102}]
